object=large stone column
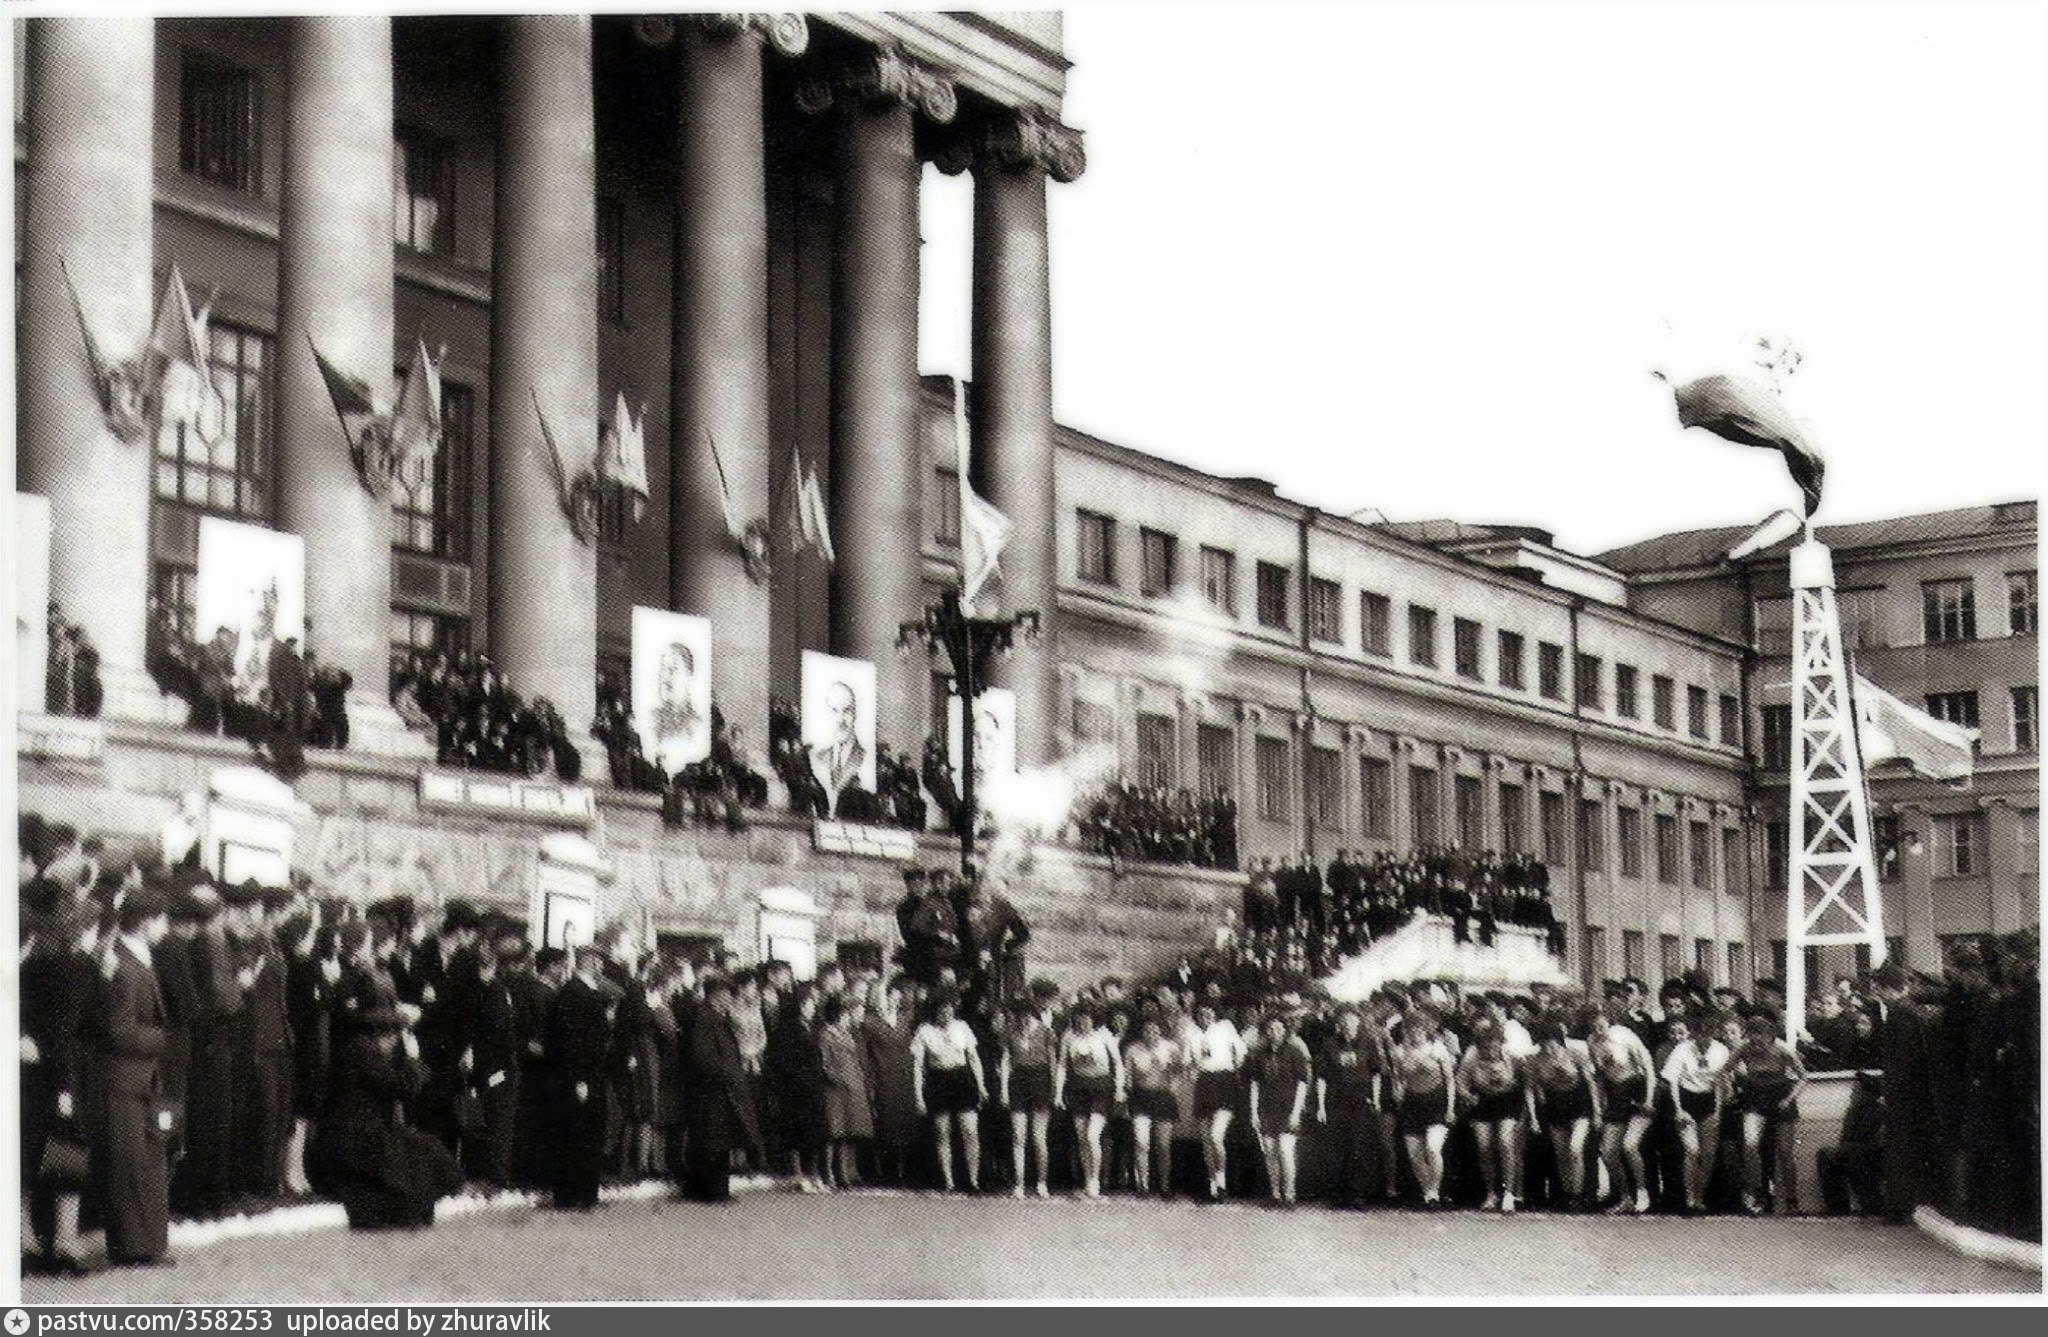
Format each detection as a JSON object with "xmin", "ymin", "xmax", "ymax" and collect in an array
[
  {"xmin": 669, "ymin": 15, "xmax": 806, "ymax": 742},
  {"xmin": 18, "ymin": 17, "xmax": 156, "ymax": 719},
  {"xmin": 487, "ymin": 15, "xmax": 598, "ymax": 729},
  {"xmin": 277, "ymin": 17, "xmax": 397, "ymax": 714},
  {"xmin": 824, "ymin": 49, "xmax": 954, "ymax": 758},
  {"xmin": 969, "ymin": 110, "xmax": 1084, "ymax": 769}
]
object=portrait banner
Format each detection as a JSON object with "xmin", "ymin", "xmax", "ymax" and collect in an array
[
  {"xmin": 194, "ymin": 516, "xmax": 306, "ymax": 703},
  {"xmin": 631, "ymin": 606, "xmax": 713, "ymax": 775},
  {"xmin": 800, "ymin": 649, "xmax": 879, "ymax": 811},
  {"xmin": 948, "ymin": 686, "xmax": 1018, "ymax": 788}
]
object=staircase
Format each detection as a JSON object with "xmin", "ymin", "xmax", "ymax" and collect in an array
[{"xmin": 1320, "ymin": 913, "xmax": 1570, "ymax": 1001}]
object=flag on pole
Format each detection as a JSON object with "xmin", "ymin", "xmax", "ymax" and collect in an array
[
  {"xmin": 783, "ymin": 446, "xmax": 836, "ymax": 564},
  {"xmin": 706, "ymin": 430, "xmax": 748, "ymax": 544},
  {"xmin": 309, "ymin": 338, "xmax": 382, "ymax": 436},
  {"xmin": 1762, "ymin": 675, "xmax": 1978, "ymax": 782},
  {"xmin": 1665, "ymin": 372, "xmax": 1825, "ymax": 516},
  {"xmin": 600, "ymin": 393, "xmax": 651, "ymax": 519},
  {"xmin": 953, "ymin": 376, "xmax": 1012, "ymax": 612},
  {"xmin": 388, "ymin": 339, "xmax": 445, "ymax": 493},
  {"xmin": 146, "ymin": 266, "xmax": 226, "ymax": 445}
]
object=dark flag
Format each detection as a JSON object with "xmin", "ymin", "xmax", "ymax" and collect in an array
[{"xmin": 1667, "ymin": 372, "xmax": 1825, "ymax": 516}]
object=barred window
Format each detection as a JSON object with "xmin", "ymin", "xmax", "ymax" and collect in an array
[
  {"xmin": 1540, "ymin": 790, "xmax": 1566, "ymax": 865},
  {"xmin": 1453, "ymin": 618, "xmax": 1482, "ymax": 680},
  {"xmin": 1197, "ymin": 722, "xmax": 1235, "ymax": 797},
  {"xmin": 1622, "ymin": 930, "xmax": 1646, "ymax": 980},
  {"xmin": 155, "ymin": 321, "xmax": 274, "ymax": 520},
  {"xmin": 1575, "ymin": 653, "xmax": 1603, "ymax": 711},
  {"xmin": 391, "ymin": 381, "xmax": 474, "ymax": 559},
  {"xmin": 1925, "ymin": 690, "xmax": 1980, "ymax": 729},
  {"xmin": 1719, "ymin": 692, "xmax": 1741, "ymax": 746},
  {"xmin": 2014, "ymin": 686, "xmax": 2038, "ymax": 751},
  {"xmin": 1456, "ymin": 775, "xmax": 1484, "ymax": 849},
  {"xmin": 1256, "ymin": 735, "xmax": 1291, "ymax": 822},
  {"xmin": 1308, "ymin": 576, "xmax": 1342, "ymax": 644},
  {"xmin": 1408, "ymin": 605, "xmax": 1438, "ymax": 668},
  {"xmin": 394, "ymin": 127, "xmax": 456, "ymax": 256},
  {"xmin": 1256, "ymin": 562, "xmax": 1291, "ymax": 630},
  {"xmin": 1141, "ymin": 528, "xmax": 1178, "ymax": 597},
  {"xmin": 1689, "ymin": 819, "xmax": 1713, "ymax": 889},
  {"xmin": 1618, "ymin": 806, "xmax": 1644, "ymax": 877},
  {"xmin": 2009, "ymin": 571, "xmax": 2038, "ymax": 636},
  {"xmin": 1497, "ymin": 631, "xmax": 1525, "ymax": 690},
  {"xmin": 179, "ymin": 51, "xmax": 262, "ymax": 194},
  {"xmin": 1655, "ymin": 813, "xmax": 1680, "ymax": 884},
  {"xmin": 1201, "ymin": 547, "xmax": 1237, "ymax": 616},
  {"xmin": 1727, "ymin": 942, "xmax": 1747, "ymax": 990},
  {"xmin": 1686, "ymin": 684, "xmax": 1710, "ymax": 740},
  {"xmin": 1311, "ymin": 746, "xmax": 1344, "ymax": 829},
  {"xmin": 1361, "ymin": 757, "xmax": 1392, "ymax": 838},
  {"xmin": 1411, "ymin": 767, "xmax": 1441, "ymax": 846},
  {"xmin": 1660, "ymin": 934, "xmax": 1683, "ymax": 985},
  {"xmin": 1652, "ymin": 675, "xmax": 1676, "ymax": 729},
  {"xmin": 1498, "ymin": 781, "xmax": 1526, "ymax": 855},
  {"xmin": 1136, "ymin": 713, "xmax": 1178, "ymax": 789},
  {"xmin": 1076, "ymin": 509, "xmax": 1116, "ymax": 585},
  {"xmin": 1584, "ymin": 925, "xmax": 1606, "ymax": 978},
  {"xmin": 1071, "ymin": 698, "xmax": 1112, "ymax": 748},
  {"xmin": 1361, "ymin": 591, "xmax": 1391, "ymax": 656},
  {"xmin": 1538, "ymin": 642, "xmax": 1564, "ymax": 700},
  {"xmin": 1614, "ymin": 664, "xmax": 1639, "ymax": 718},
  {"xmin": 1577, "ymin": 797, "xmax": 1603, "ymax": 871},
  {"xmin": 1922, "ymin": 578, "xmax": 1976, "ymax": 643}
]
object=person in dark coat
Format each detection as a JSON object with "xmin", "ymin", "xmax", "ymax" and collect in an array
[
  {"xmin": 764, "ymin": 986, "xmax": 828, "ymax": 1188},
  {"xmin": 861, "ymin": 980, "xmax": 921, "ymax": 1187},
  {"xmin": 20, "ymin": 889, "xmax": 97, "ymax": 1273},
  {"xmin": 512, "ymin": 947, "xmax": 568, "ymax": 1189},
  {"xmin": 174, "ymin": 892, "xmax": 241, "ymax": 1219},
  {"xmin": 87, "ymin": 888, "xmax": 175, "ymax": 1267},
  {"xmin": 414, "ymin": 902, "xmax": 484, "ymax": 1160},
  {"xmin": 465, "ymin": 925, "xmax": 529, "ymax": 1188},
  {"xmin": 1818, "ymin": 1070, "xmax": 1885, "ymax": 1216},
  {"xmin": 283, "ymin": 911, "xmax": 338, "ymax": 1195},
  {"xmin": 306, "ymin": 981, "xmax": 461, "ymax": 1231},
  {"xmin": 227, "ymin": 883, "xmax": 293, "ymax": 1201},
  {"xmin": 682, "ymin": 976, "xmax": 755, "ymax": 1203},
  {"xmin": 151, "ymin": 891, "xmax": 204, "ymax": 1183},
  {"xmin": 1873, "ymin": 963, "xmax": 1940, "ymax": 1223},
  {"xmin": 543, "ymin": 950, "xmax": 615, "ymax": 1210}
]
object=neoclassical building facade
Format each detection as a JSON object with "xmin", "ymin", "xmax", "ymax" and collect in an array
[{"xmin": 17, "ymin": 13, "xmax": 1762, "ymax": 990}]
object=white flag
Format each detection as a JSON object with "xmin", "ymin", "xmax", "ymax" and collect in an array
[
  {"xmin": 600, "ymin": 392, "xmax": 650, "ymax": 518},
  {"xmin": 954, "ymin": 377, "xmax": 1012, "ymax": 612},
  {"xmin": 388, "ymin": 339, "xmax": 445, "ymax": 492},
  {"xmin": 1762, "ymin": 675, "xmax": 1979, "ymax": 782}
]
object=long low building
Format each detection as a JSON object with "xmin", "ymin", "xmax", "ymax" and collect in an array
[{"xmin": 20, "ymin": 12, "xmax": 1763, "ymax": 992}]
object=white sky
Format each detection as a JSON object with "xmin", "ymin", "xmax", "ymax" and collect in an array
[{"xmin": 919, "ymin": 1, "xmax": 2048, "ymax": 556}]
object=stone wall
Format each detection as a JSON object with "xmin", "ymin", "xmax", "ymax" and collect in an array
[{"xmin": 18, "ymin": 718, "xmax": 1243, "ymax": 991}]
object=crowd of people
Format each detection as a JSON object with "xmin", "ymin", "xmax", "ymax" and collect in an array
[
  {"xmin": 1234, "ymin": 847, "xmax": 1567, "ymax": 977},
  {"xmin": 42, "ymin": 601, "xmax": 104, "ymax": 719},
  {"xmin": 593, "ymin": 675, "xmax": 768, "ymax": 832},
  {"xmin": 19, "ymin": 803, "xmax": 2038, "ymax": 1277},
  {"xmin": 390, "ymin": 650, "xmax": 582, "ymax": 781},
  {"xmin": 1075, "ymin": 781, "xmax": 1239, "ymax": 871},
  {"xmin": 144, "ymin": 596, "xmax": 351, "ymax": 779}
]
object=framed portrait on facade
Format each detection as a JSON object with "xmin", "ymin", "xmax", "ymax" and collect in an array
[
  {"xmin": 948, "ymin": 686, "xmax": 1018, "ymax": 788},
  {"xmin": 538, "ymin": 888, "xmax": 598, "ymax": 953},
  {"xmin": 194, "ymin": 515, "xmax": 306, "ymax": 703},
  {"xmin": 800, "ymin": 649, "xmax": 878, "ymax": 810},
  {"xmin": 631, "ymin": 605, "xmax": 713, "ymax": 775}
]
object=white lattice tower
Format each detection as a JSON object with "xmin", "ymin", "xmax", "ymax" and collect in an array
[{"xmin": 1784, "ymin": 534, "xmax": 1888, "ymax": 1043}]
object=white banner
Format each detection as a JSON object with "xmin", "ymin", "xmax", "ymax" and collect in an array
[
  {"xmin": 195, "ymin": 516, "xmax": 305, "ymax": 702},
  {"xmin": 948, "ymin": 686, "xmax": 1018, "ymax": 789},
  {"xmin": 631, "ymin": 606, "xmax": 714, "ymax": 775},
  {"xmin": 800, "ymin": 649, "xmax": 878, "ymax": 811},
  {"xmin": 15, "ymin": 492, "xmax": 51, "ymax": 714}
]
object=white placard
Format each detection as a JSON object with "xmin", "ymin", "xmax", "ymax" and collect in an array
[
  {"xmin": 800, "ymin": 649, "xmax": 878, "ymax": 811},
  {"xmin": 630, "ymin": 606, "xmax": 714, "ymax": 775},
  {"xmin": 16, "ymin": 493, "xmax": 50, "ymax": 715},
  {"xmin": 948, "ymin": 686, "xmax": 1018, "ymax": 788},
  {"xmin": 194, "ymin": 516, "xmax": 305, "ymax": 702}
]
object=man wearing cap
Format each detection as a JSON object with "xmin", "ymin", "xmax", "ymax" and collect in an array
[
  {"xmin": 152, "ymin": 883, "xmax": 209, "ymax": 1182},
  {"xmin": 683, "ymin": 975, "xmax": 751, "ymax": 1203},
  {"xmin": 87, "ymin": 887, "xmax": 175, "ymax": 1266},
  {"xmin": 176, "ymin": 881, "xmax": 242, "ymax": 1220},
  {"xmin": 543, "ymin": 945, "xmax": 615, "ymax": 1210},
  {"xmin": 416, "ymin": 902, "xmax": 485, "ymax": 1158},
  {"xmin": 467, "ymin": 918, "xmax": 531, "ymax": 1187},
  {"xmin": 224, "ymin": 881, "xmax": 293, "ymax": 1203}
]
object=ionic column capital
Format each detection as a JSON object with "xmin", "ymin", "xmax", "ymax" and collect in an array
[
  {"xmin": 635, "ymin": 12, "xmax": 810, "ymax": 59},
  {"xmin": 796, "ymin": 43, "xmax": 958, "ymax": 125},
  {"xmin": 934, "ymin": 107, "xmax": 1086, "ymax": 183}
]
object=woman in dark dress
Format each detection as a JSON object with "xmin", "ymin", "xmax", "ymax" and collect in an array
[
  {"xmin": 19, "ymin": 892, "xmax": 96, "ymax": 1273},
  {"xmin": 765, "ymin": 986, "xmax": 828, "ymax": 1191},
  {"xmin": 862, "ymin": 981, "xmax": 920, "ymax": 1186},
  {"xmin": 307, "ymin": 968, "xmax": 461, "ymax": 1231},
  {"xmin": 283, "ymin": 913, "xmax": 337, "ymax": 1196}
]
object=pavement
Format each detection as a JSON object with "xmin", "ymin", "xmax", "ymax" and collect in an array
[{"xmin": 21, "ymin": 1190, "xmax": 2037, "ymax": 1302}]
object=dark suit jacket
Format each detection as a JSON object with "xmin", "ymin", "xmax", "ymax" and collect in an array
[
  {"xmin": 544, "ymin": 975, "xmax": 614, "ymax": 1088},
  {"xmin": 94, "ymin": 942, "xmax": 169, "ymax": 1098}
]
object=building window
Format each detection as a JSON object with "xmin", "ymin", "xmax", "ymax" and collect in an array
[
  {"xmin": 931, "ymin": 468, "xmax": 961, "ymax": 545},
  {"xmin": 1200, "ymin": 546, "xmax": 1237, "ymax": 616},
  {"xmin": 1498, "ymin": 631, "xmax": 1525, "ymax": 691},
  {"xmin": 1408, "ymin": 606, "xmax": 1438, "ymax": 668},
  {"xmin": 1540, "ymin": 790, "xmax": 1566, "ymax": 866},
  {"xmin": 1722, "ymin": 827, "xmax": 1743, "ymax": 896},
  {"xmin": 596, "ymin": 195, "xmax": 624, "ymax": 323},
  {"xmin": 1874, "ymin": 813, "xmax": 1902, "ymax": 882},
  {"xmin": 390, "ymin": 609, "xmax": 467, "ymax": 681},
  {"xmin": 1575, "ymin": 653, "xmax": 1603, "ymax": 711},
  {"xmin": 1617, "ymin": 807, "xmax": 1644, "ymax": 878},
  {"xmin": 1696, "ymin": 938, "xmax": 1715, "ymax": 979},
  {"xmin": 1452, "ymin": 618, "xmax": 1482, "ymax": 680},
  {"xmin": 1686, "ymin": 684, "xmax": 1710, "ymax": 740},
  {"xmin": 391, "ymin": 381, "xmax": 474, "ymax": 559},
  {"xmin": 2017, "ymin": 809, "xmax": 2038, "ymax": 874},
  {"xmin": 154, "ymin": 322, "xmax": 275, "ymax": 520},
  {"xmin": 1536, "ymin": 642, "xmax": 1563, "ymax": 701},
  {"xmin": 1761, "ymin": 703, "xmax": 1792, "ymax": 769},
  {"xmin": 1652, "ymin": 675, "xmax": 1676, "ymax": 729},
  {"xmin": 1689, "ymin": 819, "xmax": 1713, "ymax": 889},
  {"xmin": 1410, "ymin": 767, "xmax": 1441, "ymax": 846},
  {"xmin": 1255, "ymin": 561, "xmax": 1291, "ymax": 630},
  {"xmin": 1311, "ymin": 747, "xmax": 1344, "ymax": 829},
  {"xmin": 1754, "ymin": 595, "xmax": 1794, "ymax": 657},
  {"xmin": 1725, "ymin": 942, "xmax": 1746, "ymax": 990},
  {"xmin": 1308, "ymin": 576, "xmax": 1342, "ymax": 644},
  {"xmin": 1614, "ymin": 664, "xmax": 1639, "ymax": 718},
  {"xmin": 1255, "ymin": 736, "xmax": 1291, "ymax": 822},
  {"xmin": 1076, "ymin": 509, "xmax": 1116, "ymax": 585},
  {"xmin": 1499, "ymin": 782, "xmax": 1526, "ymax": 855},
  {"xmin": 1070, "ymin": 698, "xmax": 1112, "ymax": 748},
  {"xmin": 1718, "ymin": 692, "xmax": 1741, "ymax": 747},
  {"xmin": 1924, "ymin": 690, "xmax": 1980, "ymax": 730},
  {"xmin": 1196, "ymin": 723, "xmax": 1234, "ymax": 797},
  {"xmin": 1622, "ymin": 930, "xmax": 1646, "ymax": 981},
  {"xmin": 1456, "ymin": 775, "xmax": 1484, "ymax": 849},
  {"xmin": 1136, "ymin": 713, "xmax": 1177, "ymax": 788},
  {"xmin": 1585, "ymin": 926, "xmax": 1606, "ymax": 978},
  {"xmin": 1922, "ymin": 578, "xmax": 1977, "ymax": 643},
  {"xmin": 179, "ymin": 51, "xmax": 262, "ymax": 195},
  {"xmin": 1654, "ymin": 813, "xmax": 1680, "ymax": 884},
  {"xmin": 2009, "ymin": 571, "xmax": 2038, "ymax": 636},
  {"xmin": 1660, "ymin": 934, "xmax": 1683, "ymax": 985},
  {"xmin": 394, "ymin": 126, "xmax": 456, "ymax": 257},
  {"xmin": 2012, "ymin": 686, "xmax": 2037, "ymax": 751},
  {"xmin": 1764, "ymin": 820, "xmax": 1789, "ymax": 888},
  {"xmin": 152, "ymin": 565, "xmax": 200, "ymax": 642},
  {"xmin": 1578, "ymin": 798, "xmax": 1604, "ymax": 872},
  {"xmin": 1140, "ymin": 528, "xmax": 1178, "ymax": 597},
  {"xmin": 1360, "ymin": 592, "xmax": 1391, "ymax": 656},
  {"xmin": 1361, "ymin": 757, "xmax": 1392, "ymax": 838},
  {"xmin": 1933, "ymin": 813, "xmax": 1984, "ymax": 877}
]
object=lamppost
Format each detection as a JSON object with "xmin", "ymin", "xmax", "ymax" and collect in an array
[{"xmin": 898, "ymin": 589, "xmax": 1040, "ymax": 878}]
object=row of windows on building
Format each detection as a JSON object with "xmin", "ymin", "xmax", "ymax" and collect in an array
[
  {"xmin": 1584, "ymin": 928, "xmax": 1753, "ymax": 995},
  {"xmin": 1752, "ymin": 575, "xmax": 2037, "ymax": 656},
  {"xmin": 1762, "ymin": 809, "xmax": 2041, "ymax": 884},
  {"xmin": 1068, "ymin": 509, "xmax": 1740, "ymax": 746},
  {"xmin": 1920, "ymin": 572, "xmax": 2037, "ymax": 643},
  {"xmin": 1758, "ymin": 685, "xmax": 2039, "ymax": 766}
]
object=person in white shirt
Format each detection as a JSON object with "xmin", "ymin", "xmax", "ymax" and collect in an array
[
  {"xmin": 1054, "ymin": 1003, "xmax": 1125, "ymax": 1199},
  {"xmin": 1659, "ymin": 1013, "xmax": 1729, "ymax": 1213},
  {"xmin": 1188, "ymin": 1002, "xmax": 1247, "ymax": 1200},
  {"xmin": 911, "ymin": 993, "xmax": 986, "ymax": 1194}
]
